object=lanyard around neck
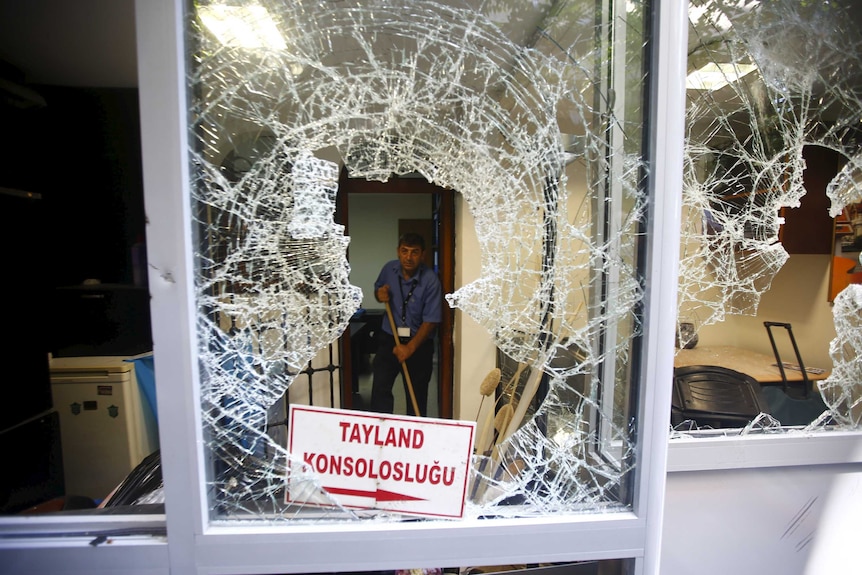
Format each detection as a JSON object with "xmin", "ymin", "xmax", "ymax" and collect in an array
[{"xmin": 397, "ymin": 275, "xmax": 418, "ymax": 326}]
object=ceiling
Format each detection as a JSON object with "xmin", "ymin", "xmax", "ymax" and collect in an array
[
  {"xmin": 0, "ymin": 0, "xmax": 138, "ymax": 88},
  {"xmin": 0, "ymin": 0, "xmax": 543, "ymax": 91},
  {"xmin": 0, "ymin": 0, "xmax": 558, "ymax": 92}
]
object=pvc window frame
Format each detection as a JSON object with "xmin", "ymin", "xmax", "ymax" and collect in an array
[
  {"xmin": 141, "ymin": 0, "xmax": 683, "ymax": 571},
  {"xmin": 0, "ymin": 1, "xmax": 688, "ymax": 574}
]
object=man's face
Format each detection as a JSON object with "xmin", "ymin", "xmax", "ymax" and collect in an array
[{"xmin": 398, "ymin": 243, "xmax": 424, "ymax": 277}]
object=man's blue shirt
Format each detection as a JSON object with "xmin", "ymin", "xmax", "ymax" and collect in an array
[{"xmin": 374, "ymin": 260, "xmax": 442, "ymax": 337}]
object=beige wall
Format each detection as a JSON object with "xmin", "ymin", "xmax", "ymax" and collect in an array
[
  {"xmin": 455, "ymin": 185, "xmax": 841, "ymax": 424},
  {"xmin": 453, "ymin": 161, "xmax": 590, "ymax": 424},
  {"xmin": 697, "ymin": 254, "xmax": 837, "ymax": 372},
  {"xmin": 453, "ymin": 202, "xmax": 497, "ymax": 424}
]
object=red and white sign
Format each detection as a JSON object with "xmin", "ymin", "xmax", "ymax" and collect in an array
[{"xmin": 286, "ymin": 405, "xmax": 475, "ymax": 518}]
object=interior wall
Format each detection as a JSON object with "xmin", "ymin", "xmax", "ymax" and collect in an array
[
  {"xmin": 697, "ymin": 254, "xmax": 837, "ymax": 373},
  {"xmin": 347, "ymin": 193, "xmax": 431, "ymax": 309},
  {"xmin": 454, "ymin": 200, "xmax": 496, "ymax": 424},
  {"xmin": 454, "ymin": 160, "xmax": 590, "ymax": 424}
]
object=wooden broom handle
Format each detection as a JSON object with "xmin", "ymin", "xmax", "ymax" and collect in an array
[{"xmin": 384, "ymin": 300, "xmax": 422, "ymax": 417}]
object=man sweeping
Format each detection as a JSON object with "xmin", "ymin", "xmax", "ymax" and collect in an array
[{"xmin": 370, "ymin": 232, "xmax": 442, "ymax": 417}]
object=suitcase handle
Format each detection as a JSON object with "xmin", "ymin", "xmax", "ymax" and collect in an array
[{"xmin": 763, "ymin": 321, "xmax": 811, "ymax": 396}]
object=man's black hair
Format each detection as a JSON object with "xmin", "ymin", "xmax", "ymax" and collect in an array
[{"xmin": 398, "ymin": 232, "xmax": 425, "ymax": 251}]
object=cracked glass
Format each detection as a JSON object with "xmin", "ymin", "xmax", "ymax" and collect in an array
[
  {"xmin": 678, "ymin": 0, "xmax": 862, "ymax": 433},
  {"xmin": 187, "ymin": 0, "xmax": 650, "ymax": 522}
]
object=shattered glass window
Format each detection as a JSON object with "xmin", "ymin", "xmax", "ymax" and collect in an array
[
  {"xmin": 679, "ymin": 0, "xmax": 862, "ymax": 431},
  {"xmin": 187, "ymin": 0, "xmax": 651, "ymax": 522}
]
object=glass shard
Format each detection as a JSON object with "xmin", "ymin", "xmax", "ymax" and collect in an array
[
  {"xmin": 680, "ymin": 0, "xmax": 862, "ymax": 429},
  {"xmin": 188, "ymin": 0, "xmax": 650, "ymax": 522}
]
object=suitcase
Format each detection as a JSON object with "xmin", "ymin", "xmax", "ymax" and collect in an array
[{"xmin": 761, "ymin": 321, "xmax": 830, "ymax": 426}]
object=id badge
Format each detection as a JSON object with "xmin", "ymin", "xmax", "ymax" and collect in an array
[{"xmin": 397, "ymin": 327, "xmax": 411, "ymax": 338}]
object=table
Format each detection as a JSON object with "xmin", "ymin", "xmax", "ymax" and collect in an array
[{"xmin": 673, "ymin": 345, "xmax": 829, "ymax": 384}]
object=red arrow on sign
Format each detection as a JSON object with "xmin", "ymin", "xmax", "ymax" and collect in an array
[{"xmin": 324, "ymin": 486, "xmax": 426, "ymax": 502}]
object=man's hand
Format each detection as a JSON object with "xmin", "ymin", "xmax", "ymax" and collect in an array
[
  {"xmin": 393, "ymin": 341, "xmax": 415, "ymax": 363},
  {"xmin": 376, "ymin": 285, "xmax": 390, "ymax": 302}
]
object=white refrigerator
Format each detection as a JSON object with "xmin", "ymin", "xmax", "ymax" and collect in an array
[{"xmin": 50, "ymin": 355, "xmax": 159, "ymax": 501}]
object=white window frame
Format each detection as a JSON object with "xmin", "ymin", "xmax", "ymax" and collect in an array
[
  {"xmin": 667, "ymin": 430, "xmax": 862, "ymax": 473},
  {"xmin": 139, "ymin": 0, "xmax": 685, "ymax": 571},
  {"xmin": 0, "ymin": 1, "xmax": 689, "ymax": 574}
]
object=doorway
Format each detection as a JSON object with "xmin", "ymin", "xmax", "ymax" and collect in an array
[{"xmin": 336, "ymin": 170, "xmax": 455, "ymax": 418}]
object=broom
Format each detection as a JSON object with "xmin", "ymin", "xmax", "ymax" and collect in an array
[{"xmin": 384, "ymin": 300, "xmax": 422, "ymax": 417}]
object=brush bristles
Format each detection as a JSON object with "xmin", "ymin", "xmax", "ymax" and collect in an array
[
  {"xmin": 494, "ymin": 403, "xmax": 514, "ymax": 434},
  {"xmin": 479, "ymin": 368, "xmax": 501, "ymax": 396}
]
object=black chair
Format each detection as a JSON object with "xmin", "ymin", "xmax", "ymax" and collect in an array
[{"xmin": 671, "ymin": 365, "xmax": 770, "ymax": 429}]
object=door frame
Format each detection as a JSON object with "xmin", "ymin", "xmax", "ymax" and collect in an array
[{"xmin": 336, "ymin": 170, "xmax": 455, "ymax": 418}]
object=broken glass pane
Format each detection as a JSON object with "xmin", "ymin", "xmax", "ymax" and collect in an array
[
  {"xmin": 680, "ymin": 0, "xmax": 862, "ymax": 429},
  {"xmin": 187, "ymin": 0, "xmax": 650, "ymax": 522},
  {"xmin": 820, "ymin": 286, "xmax": 862, "ymax": 428}
]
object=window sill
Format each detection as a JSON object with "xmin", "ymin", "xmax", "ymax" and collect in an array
[{"xmin": 667, "ymin": 428, "xmax": 862, "ymax": 472}]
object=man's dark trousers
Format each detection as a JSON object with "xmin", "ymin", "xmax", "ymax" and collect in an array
[{"xmin": 370, "ymin": 331, "xmax": 434, "ymax": 417}]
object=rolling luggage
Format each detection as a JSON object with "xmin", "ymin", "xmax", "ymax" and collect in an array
[{"xmin": 760, "ymin": 321, "xmax": 830, "ymax": 426}]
